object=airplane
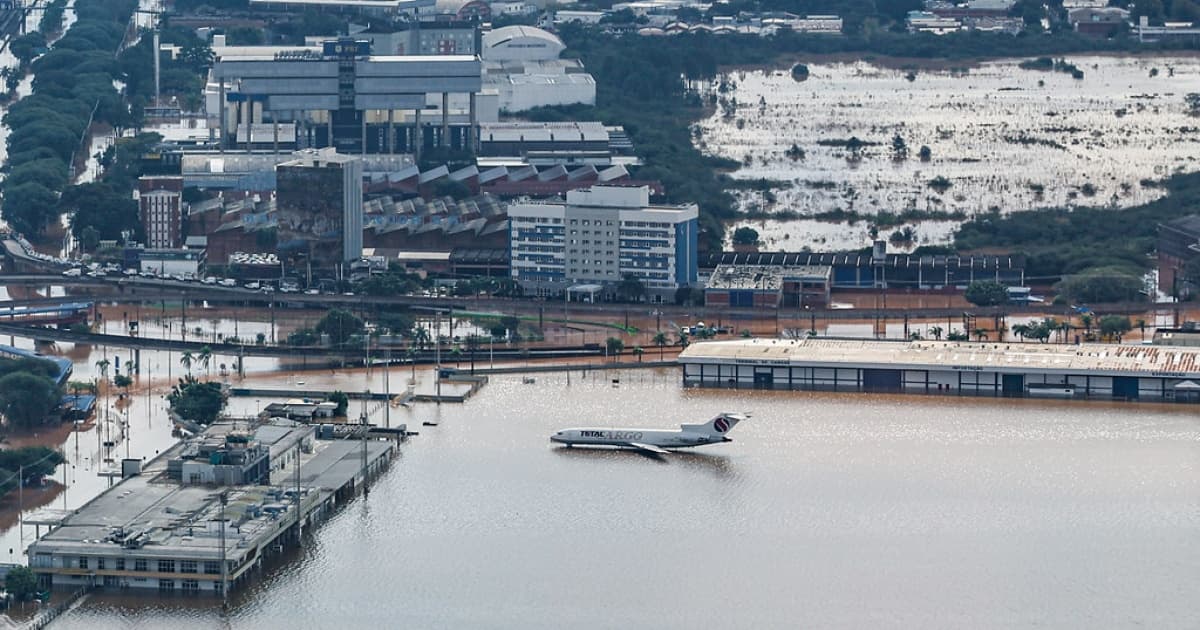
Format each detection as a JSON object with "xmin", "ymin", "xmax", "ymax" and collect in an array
[{"xmin": 550, "ymin": 412, "xmax": 747, "ymax": 455}]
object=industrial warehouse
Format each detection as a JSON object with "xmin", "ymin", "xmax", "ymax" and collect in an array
[{"xmin": 679, "ymin": 338, "xmax": 1200, "ymax": 402}]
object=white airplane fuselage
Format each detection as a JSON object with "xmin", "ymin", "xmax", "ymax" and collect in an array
[
  {"xmin": 551, "ymin": 428, "xmax": 730, "ymax": 449},
  {"xmin": 550, "ymin": 413, "xmax": 745, "ymax": 454}
]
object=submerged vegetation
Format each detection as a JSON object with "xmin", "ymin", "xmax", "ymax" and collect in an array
[{"xmin": 955, "ymin": 171, "xmax": 1200, "ymax": 281}]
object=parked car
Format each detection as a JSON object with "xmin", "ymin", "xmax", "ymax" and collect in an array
[
  {"xmin": 62, "ymin": 268, "xmax": 81, "ymax": 277},
  {"xmin": 202, "ymin": 277, "xmax": 217, "ymax": 285},
  {"xmin": 218, "ymin": 279, "xmax": 237, "ymax": 287},
  {"xmin": 245, "ymin": 282, "xmax": 261, "ymax": 290}
]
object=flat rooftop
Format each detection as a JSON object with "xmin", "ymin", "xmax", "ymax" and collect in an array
[
  {"xmin": 31, "ymin": 426, "xmax": 392, "ymax": 563},
  {"xmin": 707, "ymin": 264, "xmax": 831, "ymax": 290},
  {"xmin": 680, "ymin": 338, "xmax": 1200, "ymax": 377}
]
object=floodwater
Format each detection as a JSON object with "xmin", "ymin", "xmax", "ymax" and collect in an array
[
  {"xmin": 697, "ymin": 55, "xmax": 1200, "ymax": 250},
  {"xmin": 36, "ymin": 370, "xmax": 1200, "ymax": 629}
]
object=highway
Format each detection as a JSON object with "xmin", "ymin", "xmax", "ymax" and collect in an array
[{"xmin": 0, "ymin": 274, "xmax": 1156, "ymax": 324}]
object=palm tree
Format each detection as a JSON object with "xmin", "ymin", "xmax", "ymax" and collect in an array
[
  {"xmin": 973, "ymin": 328, "xmax": 988, "ymax": 341},
  {"xmin": 653, "ymin": 331, "xmax": 668, "ymax": 360},
  {"xmin": 1011, "ymin": 323, "xmax": 1029, "ymax": 341},
  {"xmin": 1136, "ymin": 318, "xmax": 1147, "ymax": 341},
  {"xmin": 677, "ymin": 331, "xmax": 689, "ymax": 348},
  {"xmin": 179, "ymin": 351, "xmax": 193, "ymax": 376},
  {"xmin": 198, "ymin": 346, "xmax": 213, "ymax": 379},
  {"xmin": 929, "ymin": 325, "xmax": 943, "ymax": 341},
  {"xmin": 413, "ymin": 326, "xmax": 431, "ymax": 350},
  {"xmin": 633, "ymin": 346, "xmax": 644, "ymax": 363},
  {"xmin": 1080, "ymin": 313, "xmax": 1094, "ymax": 335}
]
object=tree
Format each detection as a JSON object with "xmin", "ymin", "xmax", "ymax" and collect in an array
[
  {"xmin": 112, "ymin": 373, "xmax": 133, "ymax": 394},
  {"xmin": 167, "ymin": 376, "xmax": 226, "ymax": 425},
  {"xmin": 606, "ymin": 336, "xmax": 624, "ymax": 359},
  {"xmin": 633, "ymin": 346, "xmax": 644, "ymax": 362},
  {"xmin": 198, "ymin": 346, "xmax": 213, "ymax": 378},
  {"xmin": 316, "ymin": 309, "xmax": 364, "ymax": 345},
  {"xmin": 891, "ymin": 133, "xmax": 908, "ymax": 161},
  {"xmin": 929, "ymin": 325, "xmax": 943, "ymax": 340},
  {"xmin": 256, "ymin": 332, "xmax": 267, "ymax": 345},
  {"xmin": 1080, "ymin": 313, "xmax": 1094, "ymax": 334},
  {"xmin": 616, "ymin": 274, "xmax": 646, "ymax": 303},
  {"xmin": 328, "ymin": 390, "xmax": 349, "ymax": 416},
  {"xmin": 0, "ymin": 372, "xmax": 60, "ymax": 428},
  {"xmin": 287, "ymin": 328, "xmax": 320, "ymax": 346},
  {"xmin": 5, "ymin": 566, "xmax": 39, "ymax": 601},
  {"xmin": 1011, "ymin": 323, "xmax": 1029, "ymax": 341},
  {"xmin": 732, "ymin": 226, "xmax": 760, "ymax": 246},
  {"xmin": 1135, "ymin": 318, "xmax": 1147, "ymax": 341},
  {"xmin": 964, "ymin": 280, "xmax": 1010, "ymax": 307},
  {"xmin": 918, "ymin": 145, "xmax": 932, "ymax": 162},
  {"xmin": 79, "ymin": 225, "xmax": 101, "ymax": 251},
  {"xmin": 653, "ymin": 331, "xmax": 668, "ymax": 360},
  {"xmin": 1059, "ymin": 271, "xmax": 1144, "ymax": 304},
  {"xmin": 1099, "ymin": 315, "xmax": 1132, "ymax": 341},
  {"xmin": 2, "ymin": 181, "xmax": 59, "ymax": 236},
  {"xmin": 179, "ymin": 351, "xmax": 193, "ymax": 375}
]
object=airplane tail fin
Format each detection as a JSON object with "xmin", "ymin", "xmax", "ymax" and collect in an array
[{"xmin": 683, "ymin": 412, "xmax": 746, "ymax": 436}]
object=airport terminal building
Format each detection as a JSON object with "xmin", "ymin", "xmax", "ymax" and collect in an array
[{"xmin": 680, "ymin": 338, "xmax": 1200, "ymax": 403}]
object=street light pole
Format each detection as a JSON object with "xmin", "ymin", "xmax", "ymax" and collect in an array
[{"xmin": 219, "ymin": 491, "xmax": 228, "ymax": 605}]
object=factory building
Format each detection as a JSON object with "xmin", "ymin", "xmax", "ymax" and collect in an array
[
  {"xmin": 480, "ymin": 26, "xmax": 596, "ymax": 112},
  {"xmin": 508, "ymin": 185, "xmax": 698, "ymax": 301},
  {"xmin": 210, "ymin": 38, "xmax": 482, "ymax": 157}
]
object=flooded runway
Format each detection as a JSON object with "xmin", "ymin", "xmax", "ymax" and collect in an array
[{"xmin": 40, "ymin": 369, "xmax": 1200, "ymax": 629}]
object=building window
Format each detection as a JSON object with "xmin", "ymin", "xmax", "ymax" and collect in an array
[
  {"xmin": 180, "ymin": 560, "xmax": 197, "ymax": 574},
  {"xmin": 97, "ymin": 558, "xmax": 106, "ymax": 570},
  {"xmin": 181, "ymin": 579, "xmax": 199, "ymax": 592},
  {"xmin": 158, "ymin": 559, "xmax": 175, "ymax": 573},
  {"xmin": 116, "ymin": 558, "xmax": 125, "ymax": 571},
  {"xmin": 78, "ymin": 556, "xmax": 89, "ymax": 569},
  {"xmin": 159, "ymin": 579, "xmax": 175, "ymax": 592},
  {"xmin": 135, "ymin": 559, "xmax": 147, "ymax": 572},
  {"xmin": 204, "ymin": 561, "xmax": 220, "ymax": 575}
]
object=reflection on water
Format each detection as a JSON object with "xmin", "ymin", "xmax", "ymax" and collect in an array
[{"xmin": 42, "ymin": 370, "xmax": 1200, "ymax": 629}]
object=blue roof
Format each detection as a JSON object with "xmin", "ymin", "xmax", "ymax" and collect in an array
[
  {"xmin": 0, "ymin": 302, "xmax": 92, "ymax": 317},
  {"xmin": 61, "ymin": 394, "xmax": 96, "ymax": 412},
  {"xmin": 0, "ymin": 345, "xmax": 73, "ymax": 385}
]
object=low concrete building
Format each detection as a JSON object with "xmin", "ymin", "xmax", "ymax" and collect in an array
[{"xmin": 704, "ymin": 264, "xmax": 832, "ymax": 309}]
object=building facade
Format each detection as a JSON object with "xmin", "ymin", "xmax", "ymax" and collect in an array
[
  {"xmin": 137, "ymin": 177, "xmax": 184, "ymax": 249},
  {"xmin": 276, "ymin": 150, "xmax": 364, "ymax": 268},
  {"xmin": 211, "ymin": 39, "xmax": 482, "ymax": 157},
  {"xmin": 1157, "ymin": 215, "xmax": 1200, "ymax": 296},
  {"xmin": 508, "ymin": 185, "xmax": 697, "ymax": 300}
]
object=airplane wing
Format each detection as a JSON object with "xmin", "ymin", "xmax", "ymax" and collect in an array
[{"xmin": 624, "ymin": 442, "xmax": 670, "ymax": 455}]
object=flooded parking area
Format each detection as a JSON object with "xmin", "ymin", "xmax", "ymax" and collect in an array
[{"xmin": 696, "ymin": 55, "xmax": 1200, "ymax": 250}]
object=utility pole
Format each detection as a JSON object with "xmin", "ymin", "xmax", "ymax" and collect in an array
[
  {"xmin": 384, "ymin": 348, "xmax": 390, "ymax": 429},
  {"xmin": 219, "ymin": 491, "xmax": 228, "ymax": 604},
  {"xmin": 434, "ymin": 312, "xmax": 442, "ymax": 404},
  {"xmin": 360, "ymin": 395, "xmax": 369, "ymax": 498}
]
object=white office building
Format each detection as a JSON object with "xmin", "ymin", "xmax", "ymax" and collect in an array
[{"xmin": 508, "ymin": 186, "xmax": 698, "ymax": 301}]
